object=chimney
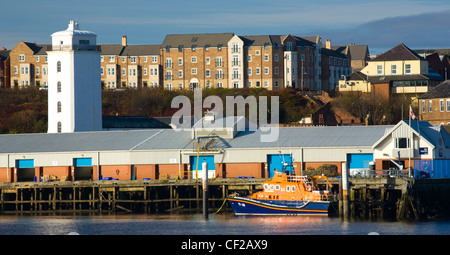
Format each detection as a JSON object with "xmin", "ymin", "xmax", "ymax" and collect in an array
[
  {"xmin": 122, "ymin": 35, "xmax": 127, "ymax": 47},
  {"xmin": 325, "ymin": 39, "xmax": 331, "ymax": 49}
]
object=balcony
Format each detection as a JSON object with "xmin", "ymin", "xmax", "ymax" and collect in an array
[{"xmin": 51, "ymin": 45, "xmax": 101, "ymax": 51}]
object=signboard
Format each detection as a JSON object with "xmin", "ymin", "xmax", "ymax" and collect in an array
[{"xmin": 419, "ymin": 147, "xmax": 428, "ymax": 155}]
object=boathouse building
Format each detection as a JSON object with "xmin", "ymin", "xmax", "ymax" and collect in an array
[{"xmin": 0, "ymin": 117, "xmax": 449, "ymax": 183}]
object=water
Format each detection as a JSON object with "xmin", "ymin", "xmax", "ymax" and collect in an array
[{"xmin": 0, "ymin": 213, "xmax": 449, "ymax": 235}]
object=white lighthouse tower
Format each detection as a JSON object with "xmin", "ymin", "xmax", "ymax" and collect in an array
[{"xmin": 47, "ymin": 20, "xmax": 102, "ymax": 133}]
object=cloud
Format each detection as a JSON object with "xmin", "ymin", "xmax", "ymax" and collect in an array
[{"xmin": 312, "ymin": 9, "xmax": 450, "ymax": 54}]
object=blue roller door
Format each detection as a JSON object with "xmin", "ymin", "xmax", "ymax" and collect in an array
[
  {"xmin": 190, "ymin": 155, "xmax": 215, "ymax": 179},
  {"xmin": 347, "ymin": 154, "xmax": 373, "ymax": 169},
  {"xmin": 267, "ymin": 154, "xmax": 293, "ymax": 177},
  {"xmin": 73, "ymin": 158, "xmax": 92, "ymax": 167},
  {"xmin": 16, "ymin": 159, "xmax": 34, "ymax": 168}
]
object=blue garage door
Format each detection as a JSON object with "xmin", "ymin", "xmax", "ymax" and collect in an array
[
  {"xmin": 16, "ymin": 159, "xmax": 35, "ymax": 168},
  {"xmin": 73, "ymin": 158, "xmax": 92, "ymax": 167},
  {"xmin": 267, "ymin": 154, "xmax": 293, "ymax": 177},
  {"xmin": 190, "ymin": 155, "xmax": 215, "ymax": 179},
  {"xmin": 347, "ymin": 154, "xmax": 373, "ymax": 169}
]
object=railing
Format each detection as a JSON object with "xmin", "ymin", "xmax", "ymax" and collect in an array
[
  {"xmin": 52, "ymin": 45, "xmax": 100, "ymax": 51},
  {"xmin": 350, "ymin": 169, "xmax": 409, "ymax": 178}
]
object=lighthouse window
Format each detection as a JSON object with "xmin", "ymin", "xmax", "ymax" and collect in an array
[
  {"xmin": 57, "ymin": 122, "xmax": 61, "ymax": 133},
  {"xmin": 57, "ymin": 61, "xmax": 61, "ymax": 73},
  {"xmin": 57, "ymin": 81, "xmax": 61, "ymax": 93},
  {"xmin": 57, "ymin": 101, "xmax": 61, "ymax": 113}
]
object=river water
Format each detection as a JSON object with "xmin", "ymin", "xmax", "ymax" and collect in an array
[
  {"xmin": 0, "ymin": 212, "xmax": 449, "ymax": 235},
  {"xmin": 0, "ymin": 213, "xmax": 448, "ymax": 253}
]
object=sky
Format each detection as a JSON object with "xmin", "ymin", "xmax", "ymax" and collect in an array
[{"xmin": 1, "ymin": 0, "xmax": 449, "ymax": 55}]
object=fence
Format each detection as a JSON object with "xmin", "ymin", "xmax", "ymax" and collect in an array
[{"xmin": 414, "ymin": 160, "xmax": 450, "ymax": 179}]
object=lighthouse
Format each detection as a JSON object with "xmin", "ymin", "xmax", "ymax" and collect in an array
[{"xmin": 47, "ymin": 20, "xmax": 102, "ymax": 133}]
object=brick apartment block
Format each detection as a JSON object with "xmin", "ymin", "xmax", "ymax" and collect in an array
[{"xmin": 4, "ymin": 33, "xmax": 355, "ymax": 91}]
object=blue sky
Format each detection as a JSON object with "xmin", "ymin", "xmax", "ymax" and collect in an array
[{"xmin": 1, "ymin": 0, "xmax": 449, "ymax": 55}]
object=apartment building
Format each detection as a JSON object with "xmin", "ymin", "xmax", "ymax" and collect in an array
[
  {"xmin": 0, "ymin": 48, "xmax": 10, "ymax": 88},
  {"xmin": 161, "ymin": 33, "xmax": 234, "ymax": 90},
  {"xmin": 6, "ymin": 32, "xmax": 349, "ymax": 92},
  {"xmin": 339, "ymin": 43, "xmax": 444, "ymax": 99},
  {"xmin": 419, "ymin": 80, "xmax": 450, "ymax": 125},
  {"xmin": 100, "ymin": 36, "xmax": 161, "ymax": 89},
  {"xmin": 160, "ymin": 33, "xmax": 321, "ymax": 90},
  {"xmin": 9, "ymin": 41, "xmax": 50, "ymax": 88}
]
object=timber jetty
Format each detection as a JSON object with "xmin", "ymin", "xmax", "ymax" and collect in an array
[{"xmin": 1, "ymin": 177, "xmax": 450, "ymax": 220}]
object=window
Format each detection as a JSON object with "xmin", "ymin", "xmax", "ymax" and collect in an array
[
  {"xmin": 421, "ymin": 100, "xmax": 425, "ymax": 113},
  {"xmin": 391, "ymin": 65, "xmax": 397, "ymax": 74},
  {"xmin": 248, "ymin": 68, "xmax": 252, "ymax": 75},
  {"xmin": 287, "ymin": 42, "xmax": 292, "ymax": 51},
  {"xmin": 275, "ymin": 67, "xmax": 279, "ymax": 74},
  {"xmin": 152, "ymin": 56, "xmax": 158, "ymax": 63},
  {"xmin": 395, "ymin": 138, "xmax": 409, "ymax": 148},
  {"xmin": 57, "ymin": 122, "xmax": 61, "ymax": 133},
  {"xmin": 440, "ymin": 99, "xmax": 444, "ymax": 112},
  {"xmin": 101, "ymin": 56, "xmax": 104, "ymax": 62},
  {"xmin": 57, "ymin": 101, "xmax": 62, "ymax": 113},
  {"xmin": 232, "ymin": 56, "xmax": 239, "ymax": 66},
  {"xmin": 216, "ymin": 57, "xmax": 223, "ymax": 67},
  {"xmin": 57, "ymin": 61, "xmax": 61, "ymax": 73},
  {"xmin": 405, "ymin": 64, "xmax": 411, "ymax": 74},
  {"xmin": 191, "ymin": 57, "xmax": 197, "ymax": 63},
  {"xmin": 166, "ymin": 58, "xmax": 172, "ymax": 68},
  {"xmin": 36, "ymin": 56, "xmax": 39, "ymax": 62},
  {"xmin": 264, "ymin": 67, "xmax": 269, "ymax": 74},
  {"xmin": 248, "ymin": 55, "xmax": 252, "ymax": 62},
  {"xmin": 109, "ymin": 56, "xmax": 115, "ymax": 62},
  {"xmin": 264, "ymin": 54, "xmax": 269, "ymax": 61},
  {"xmin": 206, "ymin": 69, "xmax": 210, "ymax": 77},
  {"xmin": 122, "ymin": 57, "xmax": 126, "ymax": 63},
  {"xmin": 191, "ymin": 68, "xmax": 197, "ymax": 75},
  {"xmin": 447, "ymin": 99, "xmax": 450, "ymax": 112},
  {"xmin": 275, "ymin": 54, "xmax": 279, "ymax": 61},
  {"xmin": 36, "ymin": 67, "xmax": 40, "ymax": 75},
  {"xmin": 429, "ymin": 100, "xmax": 433, "ymax": 112},
  {"xmin": 256, "ymin": 68, "xmax": 260, "ymax": 75},
  {"xmin": 57, "ymin": 81, "xmax": 61, "ymax": 93},
  {"xmin": 19, "ymin": 55, "xmax": 25, "ymax": 62},
  {"xmin": 232, "ymin": 43, "xmax": 239, "ymax": 53},
  {"xmin": 377, "ymin": 65, "xmax": 383, "ymax": 75},
  {"xmin": 206, "ymin": 57, "xmax": 210, "ymax": 65},
  {"xmin": 130, "ymin": 57, "xmax": 136, "ymax": 63},
  {"xmin": 178, "ymin": 70, "xmax": 183, "ymax": 78}
]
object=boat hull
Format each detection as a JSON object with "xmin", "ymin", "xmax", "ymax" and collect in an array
[{"xmin": 228, "ymin": 196, "xmax": 331, "ymax": 215}]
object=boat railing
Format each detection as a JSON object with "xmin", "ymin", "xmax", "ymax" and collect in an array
[{"xmin": 286, "ymin": 175, "xmax": 308, "ymax": 183}]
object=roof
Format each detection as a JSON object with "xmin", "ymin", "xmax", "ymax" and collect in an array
[
  {"xmin": 102, "ymin": 116, "xmax": 171, "ymax": 129},
  {"xmin": 372, "ymin": 43, "xmax": 425, "ymax": 62},
  {"xmin": 372, "ymin": 120, "xmax": 450, "ymax": 149},
  {"xmin": 121, "ymin": 45, "xmax": 160, "ymax": 56},
  {"xmin": 161, "ymin": 33, "xmax": 235, "ymax": 48},
  {"xmin": 0, "ymin": 125, "xmax": 393, "ymax": 154},
  {"xmin": 368, "ymin": 74, "xmax": 443, "ymax": 84},
  {"xmin": 343, "ymin": 71, "xmax": 367, "ymax": 81},
  {"xmin": 419, "ymin": 80, "xmax": 450, "ymax": 99},
  {"xmin": 22, "ymin": 42, "xmax": 50, "ymax": 55}
]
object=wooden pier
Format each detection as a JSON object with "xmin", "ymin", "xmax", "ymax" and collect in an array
[
  {"xmin": 0, "ymin": 178, "xmax": 264, "ymax": 214},
  {"xmin": 1, "ymin": 176, "xmax": 450, "ymax": 221}
]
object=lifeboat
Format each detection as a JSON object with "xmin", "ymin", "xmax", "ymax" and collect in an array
[{"xmin": 228, "ymin": 171, "xmax": 336, "ymax": 215}]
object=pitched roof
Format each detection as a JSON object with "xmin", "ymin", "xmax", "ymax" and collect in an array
[
  {"xmin": 372, "ymin": 43, "xmax": 425, "ymax": 61},
  {"xmin": 368, "ymin": 74, "xmax": 443, "ymax": 84},
  {"xmin": 419, "ymin": 80, "xmax": 450, "ymax": 99},
  {"xmin": 121, "ymin": 44, "xmax": 161, "ymax": 56},
  {"xmin": 343, "ymin": 71, "xmax": 367, "ymax": 81},
  {"xmin": 22, "ymin": 42, "xmax": 50, "ymax": 55},
  {"xmin": 161, "ymin": 33, "xmax": 235, "ymax": 48}
]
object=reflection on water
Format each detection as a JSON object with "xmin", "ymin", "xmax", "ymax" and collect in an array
[{"xmin": 0, "ymin": 213, "xmax": 449, "ymax": 235}]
